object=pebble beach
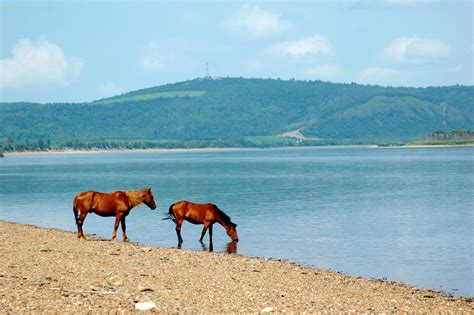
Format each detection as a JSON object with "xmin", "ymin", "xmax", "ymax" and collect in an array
[{"xmin": 0, "ymin": 220, "xmax": 472, "ymax": 313}]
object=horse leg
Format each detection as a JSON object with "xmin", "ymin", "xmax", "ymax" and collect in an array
[
  {"xmin": 199, "ymin": 222, "xmax": 210, "ymax": 242},
  {"xmin": 112, "ymin": 212, "xmax": 123, "ymax": 241},
  {"xmin": 77, "ymin": 211, "xmax": 88, "ymax": 240},
  {"xmin": 120, "ymin": 216, "xmax": 129, "ymax": 242},
  {"xmin": 209, "ymin": 224, "xmax": 214, "ymax": 252},
  {"xmin": 175, "ymin": 220, "xmax": 183, "ymax": 248},
  {"xmin": 209, "ymin": 223, "xmax": 213, "ymax": 244}
]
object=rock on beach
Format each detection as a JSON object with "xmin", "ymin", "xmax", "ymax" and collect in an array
[{"xmin": 0, "ymin": 220, "xmax": 472, "ymax": 313}]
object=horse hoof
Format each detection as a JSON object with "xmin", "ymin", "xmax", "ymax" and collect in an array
[{"xmin": 123, "ymin": 238, "xmax": 129, "ymax": 242}]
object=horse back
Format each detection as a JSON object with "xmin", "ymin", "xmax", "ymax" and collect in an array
[
  {"xmin": 75, "ymin": 190, "xmax": 130, "ymax": 213},
  {"xmin": 172, "ymin": 200, "xmax": 217, "ymax": 223}
]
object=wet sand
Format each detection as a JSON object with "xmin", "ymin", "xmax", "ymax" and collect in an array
[{"xmin": 0, "ymin": 221, "xmax": 472, "ymax": 313}]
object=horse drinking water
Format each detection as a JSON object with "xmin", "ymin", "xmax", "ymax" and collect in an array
[
  {"xmin": 165, "ymin": 200, "xmax": 238, "ymax": 248},
  {"xmin": 73, "ymin": 188, "xmax": 156, "ymax": 241}
]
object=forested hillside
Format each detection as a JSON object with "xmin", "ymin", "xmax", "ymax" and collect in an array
[{"xmin": 1, "ymin": 77, "xmax": 473, "ymax": 150}]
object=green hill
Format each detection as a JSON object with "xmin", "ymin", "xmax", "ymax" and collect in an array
[
  {"xmin": 93, "ymin": 90, "xmax": 206, "ymax": 105},
  {"xmin": 1, "ymin": 77, "xmax": 473, "ymax": 150}
]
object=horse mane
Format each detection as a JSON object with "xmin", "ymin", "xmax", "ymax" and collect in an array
[
  {"xmin": 212, "ymin": 204, "xmax": 237, "ymax": 228},
  {"xmin": 124, "ymin": 189, "xmax": 147, "ymax": 208}
]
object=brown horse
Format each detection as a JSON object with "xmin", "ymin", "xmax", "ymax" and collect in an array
[
  {"xmin": 73, "ymin": 188, "xmax": 156, "ymax": 241},
  {"xmin": 165, "ymin": 200, "xmax": 238, "ymax": 247}
]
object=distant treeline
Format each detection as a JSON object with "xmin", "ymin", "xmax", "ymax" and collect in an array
[
  {"xmin": 0, "ymin": 137, "xmax": 330, "ymax": 152},
  {"xmin": 423, "ymin": 130, "xmax": 473, "ymax": 140},
  {"xmin": 1, "ymin": 77, "xmax": 473, "ymax": 149},
  {"xmin": 2, "ymin": 131, "xmax": 472, "ymax": 153},
  {"xmin": 410, "ymin": 129, "xmax": 474, "ymax": 146}
]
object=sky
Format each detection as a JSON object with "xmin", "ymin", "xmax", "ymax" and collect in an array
[{"xmin": 0, "ymin": 0, "xmax": 473, "ymax": 103}]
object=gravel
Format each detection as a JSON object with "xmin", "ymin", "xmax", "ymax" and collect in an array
[{"xmin": 0, "ymin": 220, "xmax": 472, "ymax": 313}]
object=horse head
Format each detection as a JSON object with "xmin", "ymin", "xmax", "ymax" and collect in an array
[
  {"xmin": 226, "ymin": 223, "xmax": 239, "ymax": 242},
  {"xmin": 143, "ymin": 188, "xmax": 157, "ymax": 210}
]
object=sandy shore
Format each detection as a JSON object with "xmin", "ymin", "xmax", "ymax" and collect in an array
[
  {"xmin": 3, "ymin": 147, "xmax": 250, "ymax": 157},
  {"xmin": 0, "ymin": 221, "xmax": 472, "ymax": 313},
  {"xmin": 3, "ymin": 144, "xmax": 473, "ymax": 157}
]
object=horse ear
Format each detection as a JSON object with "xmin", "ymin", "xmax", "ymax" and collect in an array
[{"xmin": 148, "ymin": 188, "xmax": 151, "ymax": 192}]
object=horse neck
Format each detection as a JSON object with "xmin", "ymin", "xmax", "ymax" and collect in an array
[
  {"xmin": 124, "ymin": 190, "xmax": 145, "ymax": 208},
  {"xmin": 214, "ymin": 213, "xmax": 231, "ymax": 231}
]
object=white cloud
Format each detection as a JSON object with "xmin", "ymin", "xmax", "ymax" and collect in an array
[
  {"xmin": 0, "ymin": 38, "xmax": 82, "ymax": 89},
  {"xmin": 228, "ymin": 5, "xmax": 288, "ymax": 37},
  {"xmin": 98, "ymin": 81, "xmax": 122, "ymax": 98},
  {"xmin": 271, "ymin": 35, "xmax": 334, "ymax": 57},
  {"xmin": 306, "ymin": 63, "xmax": 342, "ymax": 79},
  {"xmin": 384, "ymin": 36, "xmax": 450, "ymax": 64},
  {"xmin": 139, "ymin": 42, "xmax": 164, "ymax": 71}
]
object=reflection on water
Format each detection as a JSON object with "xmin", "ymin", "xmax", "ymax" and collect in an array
[
  {"xmin": 200, "ymin": 240, "xmax": 211, "ymax": 252},
  {"xmin": 0, "ymin": 147, "xmax": 472, "ymax": 296},
  {"xmin": 199, "ymin": 239, "xmax": 238, "ymax": 254},
  {"xmin": 226, "ymin": 240, "xmax": 238, "ymax": 254}
]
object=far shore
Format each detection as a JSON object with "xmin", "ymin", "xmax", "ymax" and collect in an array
[
  {"xmin": 3, "ymin": 143, "xmax": 473, "ymax": 157},
  {"xmin": 1, "ymin": 220, "xmax": 472, "ymax": 313},
  {"xmin": 380, "ymin": 143, "xmax": 474, "ymax": 149},
  {"xmin": 3, "ymin": 147, "xmax": 252, "ymax": 157}
]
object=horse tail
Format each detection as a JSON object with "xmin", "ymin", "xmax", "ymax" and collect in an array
[
  {"xmin": 73, "ymin": 195, "xmax": 79, "ymax": 225},
  {"xmin": 162, "ymin": 203, "xmax": 177, "ymax": 223}
]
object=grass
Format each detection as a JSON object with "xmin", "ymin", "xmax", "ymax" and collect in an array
[
  {"xmin": 409, "ymin": 139, "xmax": 474, "ymax": 146},
  {"xmin": 94, "ymin": 90, "xmax": 206, "ymax": 104}
]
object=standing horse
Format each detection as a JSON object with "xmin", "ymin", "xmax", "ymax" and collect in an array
[
  {"xmin": 73, "ymin": 188, "xmax": 156, "ymax": 241},
  {"xmin": 165, "ymin": 200, "xmax": 238, "ymax": 248}
]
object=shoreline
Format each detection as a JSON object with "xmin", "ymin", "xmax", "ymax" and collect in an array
[
  {"xmin": 3, "ymin": 147, "xmax": 252, "ymax": 157},
  {"xmin": 3, "ymin": 143, "xmax": 473, "ymax": 157},
  {"xmin": 0, "ymin": 220, "xmax": 472, "ymax": 312},
  {"xmin": 380, "ymin": 144, "xmax": 474, "ymax": 149}
]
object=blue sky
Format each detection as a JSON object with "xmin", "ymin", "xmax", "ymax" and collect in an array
[{"xmin": 0, "ymin": 0, "xmax": 473, "ymax": 103}]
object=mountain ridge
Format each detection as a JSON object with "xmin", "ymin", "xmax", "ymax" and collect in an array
[{"xmin": 1, "ymin": 77, "xmax": 473, "ymax": 149}]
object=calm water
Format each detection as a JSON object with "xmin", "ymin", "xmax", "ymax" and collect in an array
[{"xmin": 0, "ymin": 147, "xmax": 473, "ymax": 296}]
